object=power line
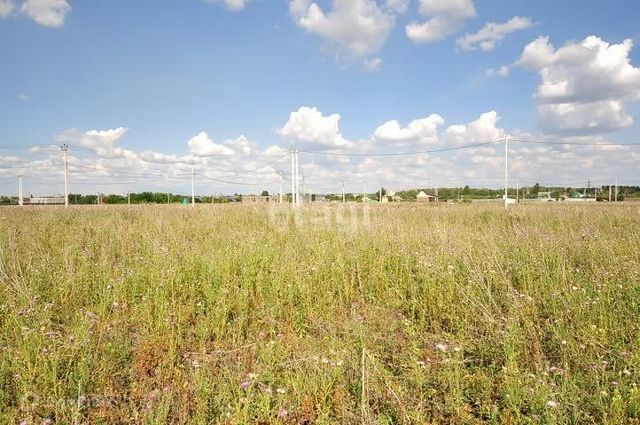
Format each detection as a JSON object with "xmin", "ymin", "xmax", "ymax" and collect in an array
[
  {"xmin": 69, "ymin": 163, "xmax": 173, "ymax": 177},
  {"xmin": 297, "ymin": 140, "xmax": 502, "ymax": 157},
  {"xmin": 0, "ymin": 163, "xmax": 65, "ymax": 170},
  {"xmin": 0, "ymin": 144, "xmax": 58, "ymax": 150},
  {"xmin": 195, "ymin": 172, "xmax": 278, "ymax": 186},
  {"xmin": 510, "ymin": 139, "xmax": 640, "ymax": 147},
  {"xmin": 213, "ymin": 152, "xmax": 290, "ymax": 177}
]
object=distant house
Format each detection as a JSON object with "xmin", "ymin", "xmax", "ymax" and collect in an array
[
  {"xmin": 502, "ymin": 195, "xmax": 517, "ymax": 205},
  {"xmin": 416, "ymin": 191, "xmax": 437, "ymax": 203},
  {"xmin": 241, "ymin": 195, "xmax": 274, "ymax": 203},
  {"xmin": 537, "ymin": 191, "xmax": 554, "ymax": 201},
  {"xmin": 23, "ymin": 196, "xmax": 65, "ymax": 205}
]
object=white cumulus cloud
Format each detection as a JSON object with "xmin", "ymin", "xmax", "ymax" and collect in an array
[
  {"xmin": 443, "ymin": 111, "xmax": 502, "ymax": 145},
  {"xmin": 20, "ymin": 0, "xmax": 71, "ymax": 27},
  {"xmin": 55, "ymin": 127, "xmax": 129, "ymax": 157},
  {"xmin": 406, "ymin": 0, "xmax": 476, "ymax": 43},
  {"xmin": 278, "ymin": 106, "xmax": 352, "ymax": 149},
  {"xmin": 205, "ymin": 0, "xmax": 248, "ymax": 12},
  {"xmin": 517, "ymin": 35, "xmax": 640, "ymax": 134},
  {"xmin": 373, "ymin": 114, "xmax": 444, "ymax": 146},
  {"xmin": 187, "ymin": 132, "xmax": 236, "ymax": 157},
  {"xmin": 0, "ymin": 0, "xmax": 15, "ymax": 18},
  {"xmin": 456, "ymin": 16, "xmax": 534, "ymax": 51},
  {"xmin": 289, "ymin": 0, "xmax": 395, "ymax": 69}
]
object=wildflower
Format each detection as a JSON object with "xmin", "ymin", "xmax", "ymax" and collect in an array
[
  {"xmin": 435, "ymin": 343, "xmax": 448, "ymax": 352},
  {"xmin": 278, "ymin": 409, "xmax": 288, "ymax": 419},
  {"xmin": 240, "ymin": 380, "xmax": 251, "ymax": 390},
  {"xmin": 417, "ymin": 360, "xmax": 426, "ymax": 366},
  {"xmin": 623, "ymin": 369, "xmax": 631, "ymax": 376},
  {"xmin": 276, "ymin": 388, "xmax": 287, "ymax": 394},
  {"xmin": 548, "ymin": 366, "xmax": 563, "ymax": 375},
  {"xmin": 546, "ymin": 400, "xmax": 559, "ymax": 408},
  {"xmin": 43, "ymin": 420, "xmax": 53, "ymax": 425}
]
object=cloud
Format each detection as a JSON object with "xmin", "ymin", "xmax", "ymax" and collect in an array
[
  {"xmin": 205, "ymin": 0, "xmax": 248, "ymax": 11},
  {"xmin": 20, "ymin": 0, "xmax": 71, "ymax": 27},
  {"xmin": 55, "ymin": 127, "xmax": 129, "ymax": 157},
  {"xmin": 443, "ymin": 111, "xmax": 502, "ymax": 145},
  {"xmin": 385, "ymin": 0, "xmax": 408, "ymax": 14},
  {"xmin": 0, "ymin": 0, "xmax": 14, "ymax": 18},
  {"xmin": 18, "ymin": 93, "xmax": 29, "ymax": 101},
  {"xmin": 278, "ymin": 106, "xmax": 351, "ymax": 148},
  {"xmin": 289, "ymin": 0, "xmax": 395, "ymax": 69},
  {"xmin": 363, "ymin": 57, "xmax": 382, "ymax": 72},
  {"xmin": 538, "ymin": 101, "xmax": 633, "ymax": 134},
  {"xmin": 187, "ymin": 132, "xmax": 235, "ymax": 157},
  {"xmin": 517, "ymin": 35, "xmax": 640, "ymax": 134},
  {"xmin": 4, "ymin": 111, "xmax": 638, "ymax": 196},
  {"xmin": 485, "ymin": 65, "xmax": 510, "ymax": 78},
  {"xmin": 406, "ymin": 0, "xmax": 476, "ymax": 43},
  {"xmin": 456, "ymin": 16, "xmax": 534, "ymax": 51},
  {"xmin": 373, "ymin": 114, "xmax": 444, "ymax": 146}
]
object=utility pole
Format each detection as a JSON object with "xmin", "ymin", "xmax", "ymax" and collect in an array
[
  {"xmin": 18, "ymin": 175, "xmax": 24, "ymax": 206},
  {"xmin": 516, "ymin": 179, "xmax": 519, "ymax": 204},
  {"xmin": 302, "ymin": 175, "xmax": 306, "ymax": 205},
  {"xmin": 584, "ymin": 179, "xmax": 590, "ymax": 198},
  {"xmin": 503, "ymin": 134, "xmax": 509, "ymax": 209},
  {"xmin": 295, "ymin": 149, "xmax": 300, "ymax": 207},
  {"xmin": 293, "ymin": 150, "xmax": 297, "ymax": 206},
  {"xmin": 190, "ymin": 160, "xmax": 195, "ymax": 207},
  {"xmin": 128, "ymin": 192, "xmax": 131, "ymax": 205},
  {"xmin": 61, "ymin": 144, "xmax": 69, "ymax": 208},
  {"xmin": 290, "ymin": 150, "xmax": 295, "ymax": 206},
  {"xmin": 615, "ymin": 178, "xmax": 618, "ymax": 203},
  {"xmin": 278, "ymin": 171, "xmax": 283, "ymax": 204},
  {"xmin": 457, "ymin": 187, "xmax": 460, "ymax": 203},
  {"xmin": 379, "ymin": 186, "xmax": 382, "ymax": 202},
  {"xmin": 342, "ymin": 180, "xmax": 346, "ymax": 203},
  {"xmin": 609, "ymin": 185, "xmax": 612, "ymax": 202}
]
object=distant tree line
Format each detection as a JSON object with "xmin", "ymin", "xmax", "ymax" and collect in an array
[{"xmin": 1, "ymin": 186, "xmax": 638, "ymax": 205}]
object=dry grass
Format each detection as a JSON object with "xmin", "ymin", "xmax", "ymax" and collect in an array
[{"xmin": 0, "ymin": 203, "xmax": 639, "ymax": 424}]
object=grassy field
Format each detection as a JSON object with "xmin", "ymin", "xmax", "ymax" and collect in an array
[{"xmin": 0, "ymin": 203, "xmax": 639, "ymax": 424}]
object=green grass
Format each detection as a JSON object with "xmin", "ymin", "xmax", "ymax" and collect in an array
[{"xmin": 0, "ymin": 204, "xmax": 639, "ymax": 424}]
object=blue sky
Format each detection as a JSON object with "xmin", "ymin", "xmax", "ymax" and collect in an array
[{"xmin": 1, "ymin": 0, "xmax": 639, "ymax": 195}]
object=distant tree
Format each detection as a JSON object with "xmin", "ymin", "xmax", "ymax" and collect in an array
[
  {"xmin": 261, "ymin": 190, "xmax": 269, "ymax": 196},
  {"xmin": 532, "ymin": 183, "xmax": 541, "ymax": 195}
]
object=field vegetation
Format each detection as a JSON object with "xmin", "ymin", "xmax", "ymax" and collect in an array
[{"xmin": 0, "ymin": 204, "xmax": 639, "ymax": 424}]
